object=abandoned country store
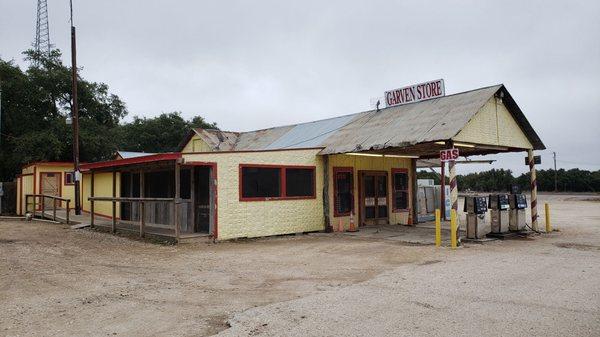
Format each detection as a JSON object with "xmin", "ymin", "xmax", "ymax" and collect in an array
[{"xmin": 16, "ymin": 83, "xmax": 545, "ymax": 241}]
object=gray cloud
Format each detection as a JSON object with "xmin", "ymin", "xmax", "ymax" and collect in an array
[{"xmin": 1, "ymin": 0, "xmax": 599, "ymax": 174}]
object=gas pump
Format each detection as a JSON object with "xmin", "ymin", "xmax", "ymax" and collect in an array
[
  {"xmin": 489, "ymin": 194, "xmax": 510, "ymax": 233},
  {"xmin": 464, "ymin": 196, "xmax": 489, "ymax": 239},
  {"xmin": 509, "ymin": 194, "xmax": 527, "ymax": 231}
]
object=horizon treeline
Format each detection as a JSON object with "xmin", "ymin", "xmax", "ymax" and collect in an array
[{"xmin": 417, "ymin": 168, "xmax": 600, "ymax": 193}]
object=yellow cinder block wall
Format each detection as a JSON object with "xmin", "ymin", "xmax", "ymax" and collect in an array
[
  {"xmin": 183, "ymin": 149, "xmax": 324, "ymax": 240},
  {"xmin": 328, "ymin": 154, "xmax": 414, "ymax": 229}
]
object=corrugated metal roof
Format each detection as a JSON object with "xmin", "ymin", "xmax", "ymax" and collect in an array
[
  {"xmin": 319, "ymin": 85, "xmax": 503, "ymax": 154},
  {"xmin": 116, "ymin": 151, "xmax": 157, "ymax": 159},
  {"xmin": 264, "ymin": 114, "xmax": 358, "ymax": 150},
  {"xmin": 188, "ymin": 84, "xmax": 544, "ymax": 154}
]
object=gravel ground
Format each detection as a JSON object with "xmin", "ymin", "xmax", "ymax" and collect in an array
[
  {"xmin": 218, "ymin": 193, "xmax": 600, "ymax": 337},
  {"xmin": 1, "ymin": 193, "xmax": 599, "ymax": 336}
]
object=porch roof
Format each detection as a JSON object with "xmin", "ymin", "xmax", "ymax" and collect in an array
[{"xmin": 80, "ymin": 153, "xmax": 181, "ymax": 172}]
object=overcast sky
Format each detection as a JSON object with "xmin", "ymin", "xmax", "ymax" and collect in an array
[{"xmin": 1, "ymin": 1, "xmax": 599, "ymax": 174}]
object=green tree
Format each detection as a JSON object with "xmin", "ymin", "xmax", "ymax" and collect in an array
[{"xmin": 116, "ymin": 112, "xmax": 217, "ymax": 153}]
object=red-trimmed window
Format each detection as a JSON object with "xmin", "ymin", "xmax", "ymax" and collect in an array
[
  {"xmin": 239, "ymin": 165, "xmax": 316, "ymax": 201},
  {"xmin": 333, "ymin": 167, "xmax": 353, "ymax": 217},
  {"xmin": 392, "ymin": 168, "xmax": 409, "ymax": 211},
  {"xmin": 64, "ymin": 172, "xmax": 75, "ymax": 185}
]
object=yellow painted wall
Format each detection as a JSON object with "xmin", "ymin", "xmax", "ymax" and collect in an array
[
  {"xmin": 453, "ymin": 97, "xmax": 533, "ymax": 149},
  {"xmin": 36, "ymin": 164, "xmax": 75, "ymax": 208},
  {"xmin": 328, "ymin": 154, "xmax": 414, "ymax": 229},
  {"xmin": 17, "ymin": 175, "xmax": 34, "ymax": 214},
  {"xmin": 183, "ymin": 149, "xmax": 324, "ymax": 240},
  {"xmin": 17, "ymin": 164, "xmax": 75, "ymax": 214},
  {"xmin": 81, "ymin": 172, "xmax": 121, "ymax": 217},
  {"xmin": 181, "ymin": 134, "xmax": 212, "ymax": 153}
]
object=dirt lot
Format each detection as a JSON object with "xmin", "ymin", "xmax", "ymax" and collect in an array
[{"xmin": 1, "ymin": 193, "xmax": 599, "ymax": 336}]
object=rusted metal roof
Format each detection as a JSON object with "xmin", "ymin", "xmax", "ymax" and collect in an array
[{"xmin": 187, "ymin": 84, "xmax": 545, "ymax": 154}]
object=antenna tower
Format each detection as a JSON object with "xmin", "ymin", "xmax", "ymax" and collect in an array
[{"xmin": 34, "ymin": 0, "xmax": 51, "ymax": 56}]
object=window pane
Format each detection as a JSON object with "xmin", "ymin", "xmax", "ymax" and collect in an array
[
  {"xmin": 335, "ymin": 172, "xmax": 352, "ymax": 214},
  {"xmin": 285, "ymin": 168, "xmax": 314, "ymax": 197},
  {"xmin": 242, "ymin": 167, "xmax": 281, "ymax": 198},
  {"xmin": 394, "ymin": 191, "xmax": 408, "ymax": 209},
  {"xmin": 394, "ymin": 172, "xmax": 408, "ymax": 191}
]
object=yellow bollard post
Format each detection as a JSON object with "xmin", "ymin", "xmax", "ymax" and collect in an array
[
  {"xmin": 545, "ymin": 203, "xmax": 551, "ymax": 233},
  {"xmin": 450, "ymin": 209, "xmax": 457, "ymax": 249},
  {"xmin": 435, "ymin": 209, "xmax": 441, "ymax": 247}
]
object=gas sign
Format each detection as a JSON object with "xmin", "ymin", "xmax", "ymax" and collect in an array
[
  {"xmin": 440, "ymin": 148, "xmax": 459, "ymax": 162},
  {"xmin": 384, "ymin": 79, "xmax": 445, "ymax": 107}
]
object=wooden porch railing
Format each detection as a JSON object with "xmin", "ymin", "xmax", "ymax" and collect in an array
[
  {"xmin": 87, "ymin": 196, "xmax": 189, "ymax": 240},
  {"xmin": 25, "ymin": 194, "xmax": 71, "ymax": 224}
]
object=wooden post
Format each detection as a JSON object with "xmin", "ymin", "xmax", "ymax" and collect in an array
[
  {"xmin": 53, "ymin": 198, "xmax": 57, "ymax": 221},
  {"xmin": 32, "ymin": 195, "xmax": 36, "ymax": 218},
  {"xmin": 411, "ymin": 158, "xmax": 418, "ymax": 225},
  {"xmin": 66, "ymin": 200, "xmax": 70, "ymax": 224},
  {"xmin": 112, "ymin": 170, "xmax": 116, "ymax": 233},
  {"xmin": 139, "ymin": 171, "xmax": 145, "ymax": 238},
  {"xmin": 90, "ymin": 172, "xmax": 95, "ymax": 228},
  {"xmin": 25, "ymin": 195, "xmax": 29, "ymax": 214},
  {"xmin": 440, "ymin": 162, "xmax": 446, "ymax": 221},
  {"xmin": 174, "ymin": 162, "xmax": 181, "ymax": 241},
  {"xmin": 41, "ymin": 196, "xmax": 45, "ymax": 219},
  {"xmin": 528, "ymin": 149, "xmax": 539, "ymax": 231},
  {"xmin": 322, "ymin": 155, "xmax": 332, "ymax": 232},
  {"xmin": 190, "ymin": 167, "xmax": 195, "ymax": 233}
]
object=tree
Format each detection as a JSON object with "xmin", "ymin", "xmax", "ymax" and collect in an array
[
  {"xmin": 116, "ymin": 112, "xmax": 217, "ymax": 153},
  {"xmin": 0, "ymin": 49, "xmax": 217, "ymax": 181}
]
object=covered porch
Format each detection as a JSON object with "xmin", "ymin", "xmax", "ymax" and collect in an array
[{"xmin": 80, "ymin": 153, "xmax": 217, "ymax": 241}]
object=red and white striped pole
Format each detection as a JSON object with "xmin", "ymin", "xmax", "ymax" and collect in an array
[
  {"xmin": 528, "ymin": 149, "xmax": 539, "ymax": 231},
  {"xmin": 449, "ymin": 158, "xmax": 460, "ymax": 245}
]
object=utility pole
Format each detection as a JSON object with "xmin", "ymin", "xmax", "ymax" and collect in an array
[
  {"xmin": 0, "ymin": 79, "xmax": 2, "ymax": 147},
  {"xmin": 553, "ymin": 152, "xmax": 557, "ymax": 192},
  {"xmin": 70, "ymin": 0, "xmax": 81, "ymax": 215}
]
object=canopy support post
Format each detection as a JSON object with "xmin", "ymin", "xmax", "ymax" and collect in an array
[{"xmin": 528, "ymin": 149, "xmax": 539, "ymax": 231}]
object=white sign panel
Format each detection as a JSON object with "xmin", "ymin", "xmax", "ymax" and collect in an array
[
  {"xmin": 384, "ymin": 79, "xmax": 445, "ymax": 107},
  {"xmin": 440, "ymin": 148, "xmax": 460, "ymax": 162}
]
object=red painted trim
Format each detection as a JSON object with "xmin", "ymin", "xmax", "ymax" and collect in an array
[
  {"xmin": 182, "ymin": 147, "xmax": 324, "ymax": 155},
  {"xmin": 391, "ymin": 168, "xmax": 410, "ymax": 213},
  {"xmin": 80, "ymin": 153, "xmax": 181, "ymax": 171},
  {"xmin": 238, "ymin": 164, "xmax": 317, "ymax": 202},
  {"xmin": 333, "ymin": 167, "xmax": 354, "ymax": 217}
]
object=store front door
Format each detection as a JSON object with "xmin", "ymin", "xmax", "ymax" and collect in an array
[{"xmin": 360, "ymin": 171, "xmax": 389, "ymax": 226}]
